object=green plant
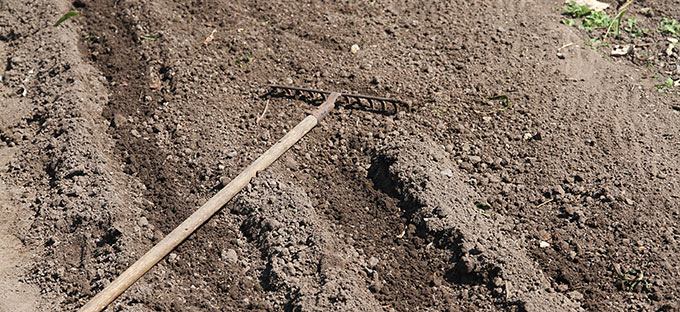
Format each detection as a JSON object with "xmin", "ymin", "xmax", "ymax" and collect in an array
[
  {"xmin": 659, "ymin": 18, "xmax": 680, "ymax": 36},
  {"xmin": 564, "ymin": 1, "xmax": 592, "ymax": 18},
  {"xmin": 656, "ymin": 77, "xmax": 676, "ymax": 93},
  {"xmin": 581, "ymin": 10, "xmax": 611, "ymax": 32},
  {"xmin": 235, "ymin": 52, "xmax": 253, "ymax": 68},
  {"xmin": 624, "ymin": 18, "xmax": 647, "ymax": 37},
  {"xmin": 614, "ymin": 264, "xmax": 650, "ymax": 291},
  {"xmin": 54, "ymin": 10, "xmax": 78, "ymax": 27},
  {"xmin": 140, "ymin": 34, "xmax": 157, "ymax": 40},
  {"xmin": 604, "ymin": 9, "xmax": 627, "ymax": 39},
  {"xmin": 562, "ymin": 18, "xmax": 576, "ymax": 27}
]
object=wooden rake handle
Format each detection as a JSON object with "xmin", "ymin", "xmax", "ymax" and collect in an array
[{"xmin": 78, "ymin": 92, "xmax": 341, "ymax": 312}]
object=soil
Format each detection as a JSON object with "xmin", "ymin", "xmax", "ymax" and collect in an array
[{"xmin": 1, "ymin": 0, "xmax": 679, "ymax": 311}]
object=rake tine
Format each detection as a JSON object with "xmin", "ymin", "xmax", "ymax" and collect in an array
[{"xmin": 267, "ymin": 84, "xmax": 406, "ymax": 114}]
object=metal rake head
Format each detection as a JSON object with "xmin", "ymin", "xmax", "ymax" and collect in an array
[{"xmin": 268, "ymin": 84, "xmax": 410, "ymax": 115}]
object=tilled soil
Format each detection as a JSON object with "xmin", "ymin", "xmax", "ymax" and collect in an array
[{"xmin": 1, "ymin": 0, "xmax": 679, "ymax": 311}]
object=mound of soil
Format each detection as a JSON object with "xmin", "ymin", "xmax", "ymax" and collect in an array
[{"xmin": 1, "ymin": 0, "xmax": 679, "ymax": 311}]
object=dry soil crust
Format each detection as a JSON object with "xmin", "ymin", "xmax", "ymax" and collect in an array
[{"xmin": 1, "ymin": 0, "xmax": 679, "ymax": 311}]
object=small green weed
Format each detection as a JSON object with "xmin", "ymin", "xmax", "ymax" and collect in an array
[
  {"xmin": 614, "ymin": 264, "xmax": 650, "ymax": 291},
  {"xmin": 235, "ymin": 52, "xmax": 253, "ymax": 68},
  {"xmin": 624, "ymin": 18, "xmax": 648, "ymax": 38},
  {"xmin": 54, "ymin": 10, "xmax": 78, "ymax": 27},
  {"xmin": 140, "ymin": 34, "xmax": 157, "ymax": 40},
  {"xmin": 581, "ymin": 10, "xmax": 611, "ymax": 32},
  {"xmin": 659, "ymin": 18, "xmax": 680, "ymax": 36},
  {"xmin": 656, "ymin": 77, "xmax": 676, "ymax": 93},
  {"xmin": 564, "ymin": 1, "xmax": 592, "ymax": 18}
]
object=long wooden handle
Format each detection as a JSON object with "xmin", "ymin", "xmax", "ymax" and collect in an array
[{"xmin": 78, "ymin": 93, "xmax": 340, "ymax": 312}]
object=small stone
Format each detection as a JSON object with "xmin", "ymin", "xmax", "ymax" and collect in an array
[
  {"xmin": 556, "ymin": 52, "xmax": 565, "ymax": 59},
  {"xmin": 222, "ymin": 249, "xmax": 238, "ymax": 264},
  {"xmin": 482, "ymin": 116, "xmax": 492, "ymax": 123},
  {"xmin": 523, "ymin": 133, "xmax": 533, "ymax": 140},
  {"xmin": 468, "ymin": 155, "xmax": 482, "ymax": 164},
  {"xmin": 219, "ymin": 176, "xmax": 230, "ymax": 187},
  {"xmin": 369, "ymin": 272, "xmax": 382, "ymax": 292},
  {"xmin": 168, "ymin": 252, "xmax": 178, "ymax": 262},
  {"xmin": 539, "ymin": 241, "xmax": 551, "ymax": 248},
  {"xmin": 227, "ymin": 151, "xmax": 237, "ymax": 158},
  {"xmin": 350, "ymin": 44, "xmax": 360, "ymax": 54},
  {"xmin": 668, "ymin": 37, "xmax": 679, "ymax": 44},
  {"xmin": 112, "ymin": 114, "xmax": 126, "ymax": 128},
  {"xmin": 639, "ymin": 7, "xmax": 652, "ymax": 17},
  {"xmin": 130, "ymin": 129, "xmax": 141, "ymax": 138},
  {"xmin": 557, "ymin": 283, "xmax": 569, "ymax": 292},
  {"xmin": 459, "ymin": 162, "xmax": 473, "ymax": 171},
  {"xmin": 368, "ymin": 256, "xmax": 379, "ymax": 268},
  {"xmin": 666, "ymin": 44, "xmax": 675, "ymax": 56},
  {"xmin": 567, "ymin": 290, "xmax": 584, "ymax": 301},
  {"xmin": 431, "ymin": 274, "xmax": 442, "ymax": 287},
  {"xmin": 138, "ymin": 216, "xmax": 149, "ymax": 227},
  {"xmin": 610, "ymin": 44, "xmax": 632, "ymax": 57},
  {"xmin": 440, "ymin": 169, "xmax": 454, "ymax": 177},
  {"xmin": 568, "ymin": 250, "xmax": 577, "ymax": 260}
]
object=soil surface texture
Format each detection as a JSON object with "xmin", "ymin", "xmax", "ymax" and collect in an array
[{"xmin": 1, "ymin": 0, "xmax": 679, "ymax": 311}]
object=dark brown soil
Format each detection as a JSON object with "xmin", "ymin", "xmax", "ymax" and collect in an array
[{"xmin": 1, "ymin": 0, "xmax": 679, "ymax": 311}]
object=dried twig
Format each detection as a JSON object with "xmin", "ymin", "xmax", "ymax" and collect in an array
[
  {"xmin": 535, "ymin": 198, "xmax": 554, "ymax": 209},
  {"xmin": 256, "ymin": 100, "xmax": 269, "ymax": 125},
  {"xmin": 505, "ymin": 280, "xmax": 510, "ymax": 301},
  {"xmin": 203, "ymin": 29, "xmax": 217, "ymax": 46}
]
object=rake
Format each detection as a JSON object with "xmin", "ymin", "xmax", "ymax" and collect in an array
[{"xmin": 78, "ymin": 85, "xmax": 406, "ymax": 312}]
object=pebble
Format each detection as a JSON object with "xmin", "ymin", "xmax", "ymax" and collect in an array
[
  {"xmin": 557, "ymin": 283, "xmax": 569, "ymax": 292},
  {"xmin": 350, "ymin": 44, "xmax": 360, "ymax": 54},
  {"xmin": 227, "ymin": 151, "xmax": 237, "ymax": 158},
  {"xmin": 539, "ymin": 241, "xmax": 551, "ymax": 248},
  {"xmin": 568, "ymin": 250, "xmax": 577, "ymax": 260},
  {"xmin": 368, "ymin": 256, "xmax": 379, "ymax": 268},
  {"xmin": 459, "ymin": 162, "xmax": 473, "ymax": 171},
  {"xmin": 468, "ymin": 155, "xmax": 482, "ymax": 164},
  {"xmin": 440, "ymin": 169, "xmax": 454, "ymax": 177},
  {"xmin": 567, "ymin": 290, "xmax": 584, "ymax": 301},
  {"xmin": 138, "ymin": 216, "xmax": 149, "ymax": 227},
  {"xmin": 130, "ymin": 129, "xmax": 141, "ymax": 138},
  {"xmin": 222, "ymin": 249, "xmax": 238, "ymax": 264}
]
